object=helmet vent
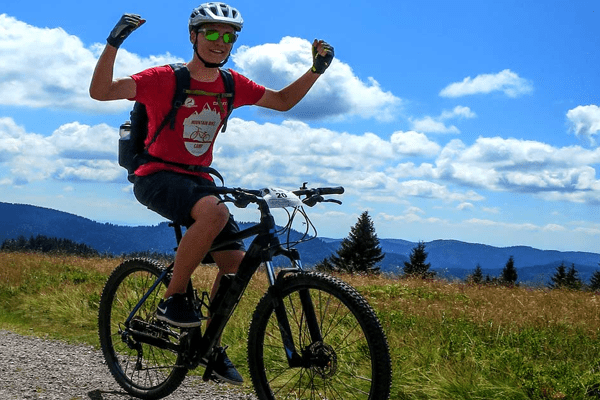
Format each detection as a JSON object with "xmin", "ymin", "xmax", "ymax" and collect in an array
[{"xmin": 189, "ymin": 2, "xmax": 244, "ymax": 32}]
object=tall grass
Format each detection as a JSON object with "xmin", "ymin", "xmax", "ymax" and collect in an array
[{"xmin": 1, "ymin": 251, "xmax": 600, "ymax": 399}]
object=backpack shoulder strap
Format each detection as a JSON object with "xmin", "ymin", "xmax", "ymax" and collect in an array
[
  {"xmin": 169, "ymin": 63, "xmax": 191, "ymax": 129},
  {"xmin": 218, "ymin": 68, "xmax": 235, "ymax": 132},
  {"xmin": 144, "ymin": 63, "xmax": 191, "ymax": 150}
]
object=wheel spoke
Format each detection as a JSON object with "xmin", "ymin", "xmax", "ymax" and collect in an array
[
  {"xmin": 98, "ymin": 259, "xmax": 188, "ymax": 398},
  {"xmin": 248, "ymin": 272, "xmax": 391, "ymax": 400}
]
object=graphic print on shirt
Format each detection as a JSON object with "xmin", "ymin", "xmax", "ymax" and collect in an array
[{"xmin": 182, "ymin": 104, "xmax": 221, "ymax": 156}]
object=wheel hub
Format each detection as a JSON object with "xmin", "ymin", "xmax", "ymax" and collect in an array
[{"xmin": 304, "ymin": 342, "xmax": 337, "ymax": 379}]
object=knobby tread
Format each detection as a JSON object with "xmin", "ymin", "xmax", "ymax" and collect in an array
[
  {"xmin": 98, "ymin": 258, "xmax": 188, "ymax": 400},
  {"xmin": 247, "ymin": 271, "xmax": 392, "ymax": 400}
]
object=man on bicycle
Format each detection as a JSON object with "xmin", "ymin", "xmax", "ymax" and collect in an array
[{"xmin": 89, "ymin": 2, "xmax": 334, "ymax": 385}]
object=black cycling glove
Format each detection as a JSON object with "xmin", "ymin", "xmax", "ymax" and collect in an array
[
  {"xmin": 107, "ymin": 14, "xmax": 145, "ymax": 49},
  {"xmin": 311, "ymin": 41, "xmax": 335, "ymax": 74}
]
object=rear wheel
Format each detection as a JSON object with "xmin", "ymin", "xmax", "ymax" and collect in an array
[
  {"xmin": 247, "ymin": 272, "xmax": 392, "ymax": 400},
  {"xmin": 98, "ymin": 258, "xmax": 188, "ymax": 399}
]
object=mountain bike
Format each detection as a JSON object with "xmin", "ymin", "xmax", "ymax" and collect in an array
[{"xmin": 98, "ymin": 183, "xmax": 392, "ymax": 400}]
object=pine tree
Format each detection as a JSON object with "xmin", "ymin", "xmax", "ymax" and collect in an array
[
  {"xmin": 403, "ymin": 241, "xmax": 434, "ymax": 278},
  {"xmin": 468, "ymin": 264, "xmax": 483, "ymax": 284},
  {"xmin": 316, "ymin": 211, "xmax": 384, "ymax": 275},
  {"xmin": 589, "ymin": 267, "xmax": 600, "ymax": 292},
  {"xmin": 501, "ymin": 256, "xmax": 518, "ymax": 285},
  {"xmin": 565, "ymin": 263, "xmax": 583, "ymax": 290},
  {"xmin": 549, "ymin": 262, "xmax": 568, "ymax": 289}
]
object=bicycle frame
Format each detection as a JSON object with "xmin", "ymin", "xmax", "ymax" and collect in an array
[{"xmin": 125, "ymin": 190, "xmax": 320, "ymax": 372}]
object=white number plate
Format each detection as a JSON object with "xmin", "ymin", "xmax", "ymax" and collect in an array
[{"xmin": 261, "ymin": 188, "xmax": 302, "ymax": 208}]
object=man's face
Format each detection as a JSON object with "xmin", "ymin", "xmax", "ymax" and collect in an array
[{"xmin": 192, "ymin": 23, "xmax": 237, "ymax": 65}]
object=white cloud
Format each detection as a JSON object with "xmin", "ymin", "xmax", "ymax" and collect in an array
[
  {"xmin": 214, "ymin": 118, "xmax": 394, "ymax": 187},
  {"xmin": 567, "ymin": 105, "xmax": 600, "ymax": 144},
  {"xmin": 0, "ymin": 117, "xmax": 122, "ymax": 184},
  {"xmin": 57, "ymin": 160, "xmax": 122, "ymax": 182},
  {"xmin": 543, "ymin": 224, "xmax": 566, "ymax": 233},
  {"xmin": 349, "ymin": 133, "xmax": 600, "ymax": 206},
  {"xmin": 0, "ymin": 14, "xmax": 182, "ymax": 113},
  {"xmin": 457, "ymin": 202, "xmax": 474, "ymax": 211},
  {"xmin": 51, "ymin": 122, "xmax": 116, "ymax": 159},
  {"xmin": 410, "ymin": 106, "xmax": 476, "ymax": 134},
  {"xmin": 232, "ymin": 37, "xmax": 402, "ymax": 121},
  {"xmin": 394, "ymin": 180, "xmax": 484, "ymax": 203},
  {"xmin": 435, "ymin": 136, "xmax": 600, "ymax": 200},
  {"xmin": 386, "ymin": 162, "xmax": 437, "ymax": 179},
  {"xmin": 378, "ymin": 211, "xmax": 445, "ymax": 225},
  {"xmin": 4, "ymin": 15, "xmax": 600, "ymax": 212},
  {"xmin": 441, "ymin": 106, "xmax": 477, "ymax": 120},
  {"xmin": 411, "ymin": 117, "xmax": 460, "ymax": 134},
  {"xmin": 1, "ymin": 113, "xmax": 444, "ymax": 204},
  {"xmin": 390, "ymin": 131, "xmax": 441, "ymax": 157},
  {"xmin": 1, "ymin": 15, "xmax": 401, "ymax": 123},
  {"xmin": 439, "ymin": 69, "xmax": 533, "ymax": 98},
  {"xmin": 465, "ymin": 218, "xmax": 539, "ymax": 231}
]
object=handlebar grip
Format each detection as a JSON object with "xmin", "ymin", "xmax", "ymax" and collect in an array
[
  {"xmin": 318, "ymin": 186, "xmax": 345, "ymax": 195},
  {"xmin": 208, "ymin": 187, "xmax": 232, "ymax": 195}
]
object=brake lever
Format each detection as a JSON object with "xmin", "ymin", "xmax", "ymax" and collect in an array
[
  {"xmin": 234, "ymin": 198, "xmax": 251, "ymax": 208},
  {"xmin": 323, "ymin": 199, "xmax": 342, "ymax": 205},
  {"xmin": 302, "ymin": 196, "xmax": 342, "ymax": 207},
  {"xmin": 302, "ymin": 195, "xmax": 322, "ymax": 207}
]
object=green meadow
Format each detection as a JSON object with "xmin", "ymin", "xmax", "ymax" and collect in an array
[{"xmin": 2, "ymin": 251, "xmax": 600, "ymax": 399}]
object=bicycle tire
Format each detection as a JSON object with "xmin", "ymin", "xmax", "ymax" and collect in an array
[
  {"xmin": 247, "ymin": 272, "xmax": 392, "ymax": 400},
  {"xmin": 98, "ymin": 258, "xmax": 188, "ymax": 399}
]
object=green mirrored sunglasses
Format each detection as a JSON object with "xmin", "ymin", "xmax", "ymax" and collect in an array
[{"xmin": 197, "ymin": 29, "xmax": 237, "ymax": 44}]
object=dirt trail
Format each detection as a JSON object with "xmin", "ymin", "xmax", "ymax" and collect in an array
[{"xmin": 0, "ymin": 330, "xmax": 256, "ymax": 400}]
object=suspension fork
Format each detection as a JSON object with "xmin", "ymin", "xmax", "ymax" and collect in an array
[{"xmin": 267, "ymin": 251, "xmax": 324, "ymax": 368}]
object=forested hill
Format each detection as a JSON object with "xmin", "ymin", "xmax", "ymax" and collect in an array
[
  {"xmin": 2, "ymin": 201, "xmax": 600, "ymax": 283},
  {"xmin": 0, "ymin": 202, "xmax": 341, "ymax": 266},
  {"xmin": 0, "ymin": 202, "xmax": 177, "ymax": 255}
]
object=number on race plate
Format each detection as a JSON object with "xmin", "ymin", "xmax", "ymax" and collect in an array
[{"xmin": 261, "ymin": 188, "xmax": 302, "ymax": 208}]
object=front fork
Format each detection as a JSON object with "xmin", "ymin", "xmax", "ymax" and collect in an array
[{"xmin": 266, "ymin": 252, "xmax": 324, "ymax": 368}]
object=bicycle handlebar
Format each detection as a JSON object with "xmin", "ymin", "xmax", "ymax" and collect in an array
[
  {"xmin": 293, "ymin": 186, "xmax": 344, "ymax": 197},
  {"xmin": 211, "ymin": 185, "xmax": 344, "ymax": 208}
]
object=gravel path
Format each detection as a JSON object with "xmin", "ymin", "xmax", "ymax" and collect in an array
[{"xmin": 0, "ymin": 330, "xmax": 257, "ymax": 400}]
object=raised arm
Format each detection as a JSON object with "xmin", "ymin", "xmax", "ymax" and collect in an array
[
  {"xmin": 255, "ymin": 39, "xmax": 334, "ymax": 112},
  {"xmin": 89, "ymin": 14, "xmax": 145, "ymax": 101}
]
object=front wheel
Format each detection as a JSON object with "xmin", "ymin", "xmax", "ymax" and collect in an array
[
  {"xmin": 98, "ymin": 258, "xmax": 188, "ymax": 399},
  {"xmin": 247, "ymin": 272, "xmax": 392, "ymax": 400}
]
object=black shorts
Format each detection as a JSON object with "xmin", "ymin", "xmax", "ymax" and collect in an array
[{"xmin": 133, "ymin": 170, "xmax": 245, "ymax": 254}]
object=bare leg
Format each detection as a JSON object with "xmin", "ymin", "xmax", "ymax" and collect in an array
[{"xmin": 164, "ymin": 195, "xmax": 230, "ymax": 299}]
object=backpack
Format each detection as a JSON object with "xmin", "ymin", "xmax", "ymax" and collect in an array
[{"xmin": 118, "ymin": 63, "xmax": 235, "ymax": 183}]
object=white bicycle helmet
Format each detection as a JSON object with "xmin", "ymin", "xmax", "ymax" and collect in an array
[{"xmin": 189, "ymin": 2, "xmax": 243, "ymax": 32}]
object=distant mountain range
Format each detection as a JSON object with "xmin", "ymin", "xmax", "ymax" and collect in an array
[{"xmin": 2, "ymin": 202, "xmax": 599, "ymax": 284}]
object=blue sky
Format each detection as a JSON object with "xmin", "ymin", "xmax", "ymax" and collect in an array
[{"xmin": 0, "ymin": 1, "xmax": 599, "ymax": 252}]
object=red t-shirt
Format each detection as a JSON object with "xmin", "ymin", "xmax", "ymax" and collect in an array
[{"xmin": 131, "ymin": 65, "xmax": 266, "ymax": 179}]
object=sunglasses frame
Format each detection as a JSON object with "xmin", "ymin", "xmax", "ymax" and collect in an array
[{"xmin": 196, "ymin": 28, "xmax": 238, "ymax": 44}]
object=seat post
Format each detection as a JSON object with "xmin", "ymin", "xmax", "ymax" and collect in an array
[{"xmin": 169, "ymin": 222, "xmax": 183, "ymax": 249}]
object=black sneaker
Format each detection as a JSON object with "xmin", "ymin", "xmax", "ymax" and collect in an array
[
  {"xmin": 156, "ymin": 293, "xmax": 201, "ymax": 328},
  {"xmin": 203, "ymin": 347, "xmax": 244, "ymax": 385}
]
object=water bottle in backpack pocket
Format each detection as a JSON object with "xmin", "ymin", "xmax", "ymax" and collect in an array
[{"xmin": 118, "ymin": 102, "xmax": 149, "ymax": 183}]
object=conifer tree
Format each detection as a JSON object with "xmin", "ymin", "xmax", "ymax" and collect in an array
[
  {"xmin": 403, "ymin": 241, "xmax": 434, "ymax": 277},
  {"xmin": 550, "ymin": 262, "xmax": 568, "ymax": 289},
  {"xmin": 468, "ymin": 264, "xmax": 483, "ymax": 284},
  {"xmin": 316, "ymin": 211, "xmax": 384, "ymax": 275},
  {"xmin": 565, "ymin": 263, "xmax": 583, "ymax": 290},
  {"xmin": 501, "ymin": 255, "xmax": 518, "ymax": 285},
  {"xmin": 589, "ymin": 267, "xmax": 600, "ymax": 292}
]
